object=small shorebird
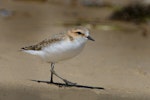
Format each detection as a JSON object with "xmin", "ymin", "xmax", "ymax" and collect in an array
[{"xmin": 21, "ymin": 26, "xmax": 95, "ymax": 85}]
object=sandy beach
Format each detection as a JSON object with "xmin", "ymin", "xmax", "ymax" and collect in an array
[{"xmin": 0, "ymin": 0, "xmax": 150, "ymax": 100}]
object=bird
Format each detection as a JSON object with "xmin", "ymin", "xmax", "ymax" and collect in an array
[{"xmin": 21, "ymin": 26, "xmax": 95, "ymax": 85}]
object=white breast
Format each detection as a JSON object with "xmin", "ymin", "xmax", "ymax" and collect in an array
[{"xmin": 41, "ymin": 38, "xmax": 87, "ymax": 63}]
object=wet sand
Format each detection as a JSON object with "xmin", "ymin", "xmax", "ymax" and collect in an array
[{"xmin": 0, "ymin": 0, "xmax": 150, "ymax": 100}]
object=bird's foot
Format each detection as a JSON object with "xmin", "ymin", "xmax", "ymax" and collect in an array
[{"xmin": 63, "ymin": 79, "xmax": 77, "ymax": 86}]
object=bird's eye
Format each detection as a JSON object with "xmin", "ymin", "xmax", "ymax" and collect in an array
[{"xmin": 76, "ymin": 32, "xmax": 82, "ymax": 34}]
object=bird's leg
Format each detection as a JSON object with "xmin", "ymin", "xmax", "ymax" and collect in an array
[
  {"xmin": 50, "ymin": 63, "xmax": 55, "ymax": 83},
  {"xmin": 50, "ymin": 65, "xmax": 77, "ymax": 85}
]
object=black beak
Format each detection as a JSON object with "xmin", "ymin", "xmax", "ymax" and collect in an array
[{"xmin": 87, "ymin": 36, "xmax": 95, "ymax": 41}]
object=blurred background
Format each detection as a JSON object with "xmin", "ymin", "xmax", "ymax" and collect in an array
[{"xmin": 0, "ymin": 0, "xmax": 150, "ymax": 100}]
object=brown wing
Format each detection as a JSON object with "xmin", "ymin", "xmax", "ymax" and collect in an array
[
  {"xmin": 21, "ymin": 32, "xmax": 66, "ymax": 51},
  {"xmin": 21, "ymin": 37, "xmax": 63, "ymax": 51}
]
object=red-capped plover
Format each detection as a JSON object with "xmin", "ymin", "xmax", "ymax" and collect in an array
[{"xmin": 21, "ymin": 26, "xmax": 95, "ymax": 85}]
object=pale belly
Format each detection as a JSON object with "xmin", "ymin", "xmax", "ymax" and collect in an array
[{"xmin": 41, "ymin": 40, "xmax": 86, "ymax": 63}]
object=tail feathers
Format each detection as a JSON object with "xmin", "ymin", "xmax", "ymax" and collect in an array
[
  {"xmin": 21, "ymin": 45, "xmax": 35, "ymax": 50},
  {"xmin": 21, "ymin": 45, "xmax": 41, "ymax": 51}
]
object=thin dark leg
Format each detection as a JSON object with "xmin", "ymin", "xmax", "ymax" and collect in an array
[
  {"xmin": 50, "ymin": 63, "xmax": 55, "ymax": 83},
  {"xmin": 49, "ymin": 63, "xmax": 76, "ymax": 85}
]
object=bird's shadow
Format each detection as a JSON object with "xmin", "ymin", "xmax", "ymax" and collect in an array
[{"xmin": 31, "ymin": 80, "xmax": 104, "ymax": 90}]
